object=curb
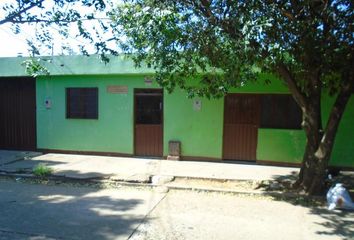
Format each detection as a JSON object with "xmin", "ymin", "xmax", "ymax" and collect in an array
[{"xmin": 0, "ymin": 172, "xmax": 325, "ymax": 203}]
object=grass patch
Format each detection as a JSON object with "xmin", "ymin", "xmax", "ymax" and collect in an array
[{"xmin": 33, "ymin": 163, "xmax": 53, "ymax": 177}]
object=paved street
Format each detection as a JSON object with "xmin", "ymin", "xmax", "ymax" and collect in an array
[
  {"xmin": 1, "ymin": 179, "xmax": 353, "ymax": 240},
  {"xmin": 0, "ymin": 179, "xmax": 166, "ymax": 240}
]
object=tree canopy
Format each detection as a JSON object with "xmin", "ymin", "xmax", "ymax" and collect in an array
[{"xmin": 109, "ymin": 1, "xmax": 353, "ymax": 99}]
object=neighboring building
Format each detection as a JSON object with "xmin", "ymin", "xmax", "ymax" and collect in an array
[{"xmin": 0, "ymin": 55, "xmax": 353, "ymax": 168}]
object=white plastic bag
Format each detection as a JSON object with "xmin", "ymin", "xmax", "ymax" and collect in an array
[{"xmin": 326, "ymin": 183, "xmax": 354, "ymax": 210}]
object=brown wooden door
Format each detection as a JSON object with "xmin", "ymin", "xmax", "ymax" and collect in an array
[
  {"xmin": 0, "ymin": 77, "xmax": 36, "ymax": 150},
  {"xmin": 134, "ymin": 89, "xmax": 163, "ymax": 157},
  {"xmin": 223, "ymin": 94, "xmax": 260, "ymax": 161}
]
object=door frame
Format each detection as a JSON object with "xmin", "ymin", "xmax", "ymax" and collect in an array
[{"xmin": 133, "ymin": 88, "xmax": 164, "ymax": 157}]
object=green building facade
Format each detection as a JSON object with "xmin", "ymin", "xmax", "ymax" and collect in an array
[{"xmin": 0, "ymin": 55, "xmax": 353, "ymax": 168}]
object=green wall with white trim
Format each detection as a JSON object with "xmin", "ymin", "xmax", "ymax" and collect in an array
[{"xmin": 36, "ymin": 74, "xmax": 354, "ymax": 167}]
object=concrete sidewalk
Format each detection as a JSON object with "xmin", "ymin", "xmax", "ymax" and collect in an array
[{"xmin": 0, "ymin": 150, "xmax": 299, "ymax": 183}]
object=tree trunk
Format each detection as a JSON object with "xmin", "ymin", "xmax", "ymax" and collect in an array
[
  {"xmin": 296, "ymin": 145, "xmax": 329, "ymax": 195},
  {"xmin": 295, "ymin": 80, "xmax": 353, "ymax": 195},
  {"xmin": 277, "ymin": 63, "xmax": 352, "ymax": 195},
  {"xmin": 295, "ymin": 104, "xmax": 325, "ymax": 195}
]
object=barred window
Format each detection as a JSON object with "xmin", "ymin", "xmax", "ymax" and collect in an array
[{"xmin": 66, "ymin": 88, "xmax": 98, "ymax": 119}]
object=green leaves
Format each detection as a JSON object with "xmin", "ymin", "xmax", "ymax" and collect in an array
[
  {"xmin": 109, "ymin": 1, "xmax": 260, "ymax": 97},
  {"xmin": 21, "ymin": 58, "xmax": 50, "ymax": 77},
  {"xmin": 1, "ymin": 0, "xmax": 117, "ymax": 57},
  {"xmin": 110, "ymin": 0, "xmax": 352, "ymax": 98}
]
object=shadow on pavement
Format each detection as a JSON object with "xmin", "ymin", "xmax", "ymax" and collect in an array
[
  {"xmin": 259, "ymin": 171, "xmax": 354, "ymax": 240},
  {"xmin": 310, "ymin": 208, "xmax": 354, "ymax": 240},
  {"xmin": 0, "ymin": 178, "xmax": 158, "ymax": 240},
  {"xmin": 0, "ymin": 150, "xmax": 43, "ymax": 166}
]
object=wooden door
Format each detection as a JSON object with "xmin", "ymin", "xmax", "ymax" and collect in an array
[
  {"xmin": 134, "ymin": 89, "xmax": 163, "ymax": 157},
  {"xmin": 223, "ymin": 94, "xmax": 260, "ymax": 161},
  {"xmin": 0, "ymin": 77, "xmax": 37, "ymax": 150}
]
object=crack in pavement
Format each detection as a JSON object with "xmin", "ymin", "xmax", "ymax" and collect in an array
[{"xmin": 127, "ymin": 191, "xmax": 169, "ymax": 240}]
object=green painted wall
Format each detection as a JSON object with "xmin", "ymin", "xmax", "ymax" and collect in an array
[
  {"xmin": 324, "ymin": 95, "xmax": 354, "ymax": 167},
  {"xmin": 36, "ymin": 75, "xmax": 224, "ymax": 159},
  {"xmin": 37, "ymin": 75, "xmax": 158, "ymax": 154},
  {"xmin": 36, "ymin": 74, "xmax": 353, "ymax": 167},
  {"xmin": 257, "ymin": 129, "xmax": 306, "ymax": 163},
  {"xmin": 164, "ymin": 89, "xmax": 224, "ymax": 158}
]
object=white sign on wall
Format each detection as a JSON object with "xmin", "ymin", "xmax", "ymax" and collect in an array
[
  {"xmin": 107, "ymin": 85, "xmax": 128, "ymax": 94},
  {"xmin": 193, "ymin": 99, "xmax": 202, "ymax": 111},
  {"xmin": 144, "ymin": 76, "xmax": 153, "ymax": 86},
  {"xmin": 45, "ymin": 97, "xmax": 52, "ymax": 109}
]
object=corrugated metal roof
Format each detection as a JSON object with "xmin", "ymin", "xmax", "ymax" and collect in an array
[{"xmin": 0, "ymin": 54, "xmax": 154, "ymax": 77}]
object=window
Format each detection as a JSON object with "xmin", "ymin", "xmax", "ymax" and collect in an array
[
  {"xmin": 260, "ymin": 94, "xmax": 302, "ymax": 129},
  {"xmin": 66, "ymin": 87, "xmax": 98, "ymax": 119},
  {"xmin": 135, "ymin": 89, "xmax": 163, "ymax": 124}
]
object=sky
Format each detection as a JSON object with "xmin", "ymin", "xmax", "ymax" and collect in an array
[
  {"xmin": 0, "ymin": 0, "xmax": 53, "ymax": 57},
  {"xmin": 0, "ymin": 22, "xmax": 95, "ymax": 57},
  {"xmin": 0, "ymin": 23, "xmax": 32, "ymax": 57},
  {"xmin": 0, "ymin": 0, "xmax": 118, "ymax": 57}
]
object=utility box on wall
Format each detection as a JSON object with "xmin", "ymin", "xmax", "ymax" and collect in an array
[
  {"xmin": 45, "ymin": 97, "xmax": 52, "ymax": 109},
  {"xmin": 167, "ymin": 140, "xmax": 181, "ymax": 160}
]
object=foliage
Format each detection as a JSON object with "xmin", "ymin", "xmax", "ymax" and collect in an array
[
  {"xmin": 108, "ymin": 1, "xmax": 353, "ymax": 98},
  {"xmin": 0, "ymin": 0, "xmax": 115, "ymax": 57},
  {"xmin": 110, "ymin": 1, "xmax": 261, "ymax": 97},
  {"xmin": 33, "ymin": 163, "xmax": 53, "ymax": 177},
  {"xmin": 21, "ymin": 58, "xmax": 50, "ymax": 77}
]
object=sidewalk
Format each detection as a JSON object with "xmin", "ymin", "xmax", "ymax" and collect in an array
[{"xmin": 0, "ymin": 150, "xmax": 299, "ymax": 184}]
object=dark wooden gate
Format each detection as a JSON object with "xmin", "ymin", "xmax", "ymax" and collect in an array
[
  {"xmin": 134, "ymin": 89, "xmax": 163, "ymax": 157},
  {"xmin": 0, "ymin": 77, "xmax": 36, "ymax": 150},
  {"xmin": 223, "ymin": 94, "xmax": 260, "ymax": 161}
]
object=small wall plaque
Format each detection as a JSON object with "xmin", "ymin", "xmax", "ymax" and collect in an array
[
  {"xmin": 144, "ymin": 77, "xmax": 153, "ymax": 86},
  {"xmin": 45, "ymin": 97, "xmax": 52, "ymax": 109},
  {"xmin": 193, "ymin": 99, "xmax": 202, "ymax": 111},
  {"xmin": 107, "ymin": 85, "xmax": 128, "ymax": 94}
]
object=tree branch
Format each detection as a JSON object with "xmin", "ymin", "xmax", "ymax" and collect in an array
[
  {"xmin": 3, "ymin": 17, "xmax": 110, "ymax": 25},
  {"xmin": 315, "ymin": 74, "xmax": 353, "ymax": 160},
  {"xmin": 183, "ymin": 0, "xmax": 242, "ymax": 40},
  {"xmin": 0, "ymin": 0, "xmax": 45, "ymax": 25},
  {"xmin": 277, "ymin": 63, "xmax": 308, "ymax": 108}
]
